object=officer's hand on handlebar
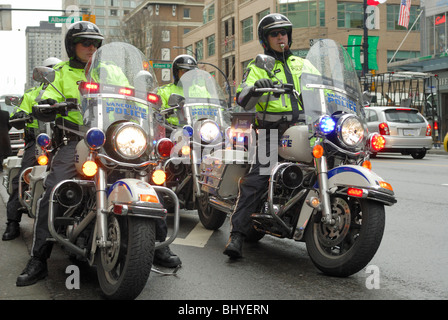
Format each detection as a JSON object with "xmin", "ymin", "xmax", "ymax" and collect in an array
[
  {"xmin": 38, "ymin": 98, "xmax": 57, "ymax": 106},
  {"xmin": 10, "ymin": 111, "xmax": 27, "ymax": 120},
  {"xmin": 254, "ymin": 78, "xmax": 274, "ymax": 89}
]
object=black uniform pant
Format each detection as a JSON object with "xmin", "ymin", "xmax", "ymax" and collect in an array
[
  {"xmin": 230, "ymin": 123, "xmax": 285, "ymax": 236},
  {"xmin": 6, "ymin": 140, "xmax": 38, "ymax": 223}
]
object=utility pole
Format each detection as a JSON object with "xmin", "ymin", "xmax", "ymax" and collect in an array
[{"xmin": 362, "ymin": 0, "xmax": 369, "ymax": 79}]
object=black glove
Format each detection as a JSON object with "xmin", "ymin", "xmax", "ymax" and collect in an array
[
  {"xmin": 254, "ymin": 78, "xmax": 274, "ymax": 89},
  {"xmin": 10, "ymin": 111, "xmax": 27, "ymax": 120},
  {"xmin": 38, "ymin": 98, "xmax": 57, "ymax": 106}
]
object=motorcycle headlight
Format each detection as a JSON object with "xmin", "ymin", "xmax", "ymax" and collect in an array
[
  {"xmin": 198, "ymin": 120, "xmax": 220, "ymax": 144},
  {"xmin": 337, "ymin": 115, "xmax": 365, "ymax": 148},
  {"xmin": 112, "ymin": 123, "xmax": 147, "ymax": 159}
]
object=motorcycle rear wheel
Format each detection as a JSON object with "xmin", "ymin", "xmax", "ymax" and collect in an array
[
  {"xmin": 304, "ymin": 197, "xmax": 385, "ymax": 277},
  {"xmin": 97, "ymin": 215, "xmax": 155, "ymax": 299}
]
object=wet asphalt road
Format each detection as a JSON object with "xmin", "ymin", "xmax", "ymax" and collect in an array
[{"xmin": 0, "ymin": 152, "xmax": 447, "ymax": 303}]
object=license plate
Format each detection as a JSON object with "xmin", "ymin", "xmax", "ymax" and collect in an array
[{"xmin": 403, "ymin": 129, "xmax": 417, "ymax": 136}]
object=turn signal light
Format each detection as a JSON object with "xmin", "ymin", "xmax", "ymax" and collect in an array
[
  {"xmin": 37, "ymin": 155, "xmax": 49, "ymax": 166},
  {"xmin": 362, "ymin": 160, "xmax": 372, "ymax": 170},
  {"xmin": 152, "ymin": 169, "xmax": 166, "ymax": 185},
  {"xmin": 82, "ymin": 160, "xmax": 98, "ymax": 177},
  {"xmin": 139, "ymin": 194, "xmax": 159, "ymax": 203},
  {"xmin": 181, "ymin": 145, "xmax": 191, "ymax": 156},
  {"xmin": 379, "ymin": 181, "xmax": 393, "ymax": 191},
  {"xmin": 312, "ymin": 145, "xmax": 324, "ymax": 158}
]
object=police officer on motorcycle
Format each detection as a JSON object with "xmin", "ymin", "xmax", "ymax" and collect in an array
[
  {"xmin": 224, "ymin": 13, "xmax": 315, "ymax": 259},
  {"xmin": 153, "ymin": 54, "xmax": 198, "ymax": 267},
  {"xmin": 2, "ymin": 57, "xmax": 61, "ymax": 241},
  {"xmin": 15, "ymin": 21, "xmax": 104, "ymax": 286},
  {"xmin": 157, "ymin": 54, "xmax": 198, "ymax": 126}
]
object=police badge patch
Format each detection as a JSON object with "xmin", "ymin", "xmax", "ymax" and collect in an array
[{"xmin": 242, "ymin": 68, "xmax": 251, "ymax": 83}]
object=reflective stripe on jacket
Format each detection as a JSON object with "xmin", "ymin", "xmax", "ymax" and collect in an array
[
  {"xmin": 39, "ymin": 61, "xmax": 86, "ymax": 126},
  {"xmin": 236, "ymin": 55, "xmax": 317, "ymax": 122},
  {"xmin": 157, "ymin": 83, "xmax": 184, "ymax": 126}
]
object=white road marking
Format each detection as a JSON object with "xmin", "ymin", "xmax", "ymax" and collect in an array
[{"xmin": 172, "ymin": 222, "xmax": 214, "ymax": 248}]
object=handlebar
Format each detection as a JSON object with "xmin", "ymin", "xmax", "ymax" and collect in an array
[{"xmin": 33, "ymin": 100, "xmax": 81, "ymax": 115}]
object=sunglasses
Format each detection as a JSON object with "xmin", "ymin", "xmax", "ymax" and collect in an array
[
  {"xmin": 268, "ymin": 30, "xmax": 287, "ymax": 37},
  {"xmin": 76, "ymin": 39, "xmax": 101, "ymax": 48}
]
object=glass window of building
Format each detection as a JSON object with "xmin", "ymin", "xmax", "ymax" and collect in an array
[
  {"xmin": 94, "ymin": 8, "xmax": 105, "ymax": 16},
  {"xmin": 207, "ymin": 34, "xmax": 215, "ymax": 57},
  {"xmin": 95, "ymin": 0, "xmax": 105, "ymax": 6},
  {"xmin": 79, "ymin": 0, "xmax": 91, "ymax": 5},
  {"xmin": 242, "ymin": 16, "xmax": 253, "ymax": 43},
  {"xmin": 387, "ymin": 5, "xmax": 420, "ymax": 30},
  {"xmin": 203, "ymin": 4, "xmax": 214, "ymax": 23},
  {"xmin": 184, "ymin": 8, "xmax": 191, "ymax": 19},
  {"xmin": 424, "ymin": 13, "xmax": 447, "ymax": 55},
  {"xmin": 279, "ymin": 0, "xmax": 318, "ymax": 28},
  {"xmin": 195, "ymin": 40, "xmax": 203, "ymax": 61},
  {"xmin": 257, "ymin": 8, "xmax": 270, "ymax": 25},
  {"xmin": 337, "ymin": 2, "xmax": 363, "ymax": 28},
  {"xmin": 387, "ymin": 50, "xmax": 419, "ymax": 62}
]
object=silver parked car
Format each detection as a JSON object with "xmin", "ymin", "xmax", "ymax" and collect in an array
[{"xmin": 364, "ymin": 106, "xmax": 433, "ymax": 159}]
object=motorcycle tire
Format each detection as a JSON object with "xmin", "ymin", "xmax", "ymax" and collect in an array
[
  {"xmin": 97, "ymin": 215, "xmax": 156, "ymax": 300},
  {"xmin": 304, "ymin": 197, "xmax": 385, "ymax": 277},
  {"xmin": 196, "ymin": 195, "xmax": 227, "ymax": 230}
]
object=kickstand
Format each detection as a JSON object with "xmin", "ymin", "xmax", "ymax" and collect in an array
[{"xmin": 151, "ymin": 265, "xmax": 181, "ymax": 276}]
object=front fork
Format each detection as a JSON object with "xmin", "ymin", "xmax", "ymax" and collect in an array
[
  {"xmin": 314, "ymin": 149, "xmax": 335, "ymax": 225},
  {"xmin": 95, "ymin": 167, "xmax": 109, "ymax": 248}
]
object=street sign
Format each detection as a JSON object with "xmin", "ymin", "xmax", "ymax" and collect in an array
[
  {"xmin": 48, "ymin": 16, "xmax": 82, "ymax": 24},
  {"xmin": 153, "ymin": 63, "xmax": 172, "ymax": 69}
]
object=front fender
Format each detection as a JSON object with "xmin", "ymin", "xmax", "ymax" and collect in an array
[
  {"xmin": 107, "ymin": 178, "xmax": 166, "ymax": 218},
  {"xmin": 326, "ymin": 165, "xmax": 397, "ymax": 206}
]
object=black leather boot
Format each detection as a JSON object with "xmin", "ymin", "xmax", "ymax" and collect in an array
[
  {"xmin": 154, "ymin": 246, "xmax": 181, "ymax": 268},
  {"xmin": 16, "ymin": 257, "xmax": 48, "ymax": 287},
  {"xmin": 2, "ymin": 221, "xmax": 20, "ymax": 241},
  {"xmin": 223, "ymin": 232, "xmax": 245, "ymax": 259}
]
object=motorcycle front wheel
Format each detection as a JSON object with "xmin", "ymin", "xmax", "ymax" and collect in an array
[
  {"xmin": 196, "ymin": 194, "xmax": 227, "ymax": 230},
  {"xmin": 304, "ymin": 197, "xmax": 385, "ymax": 277},
  {"xmin": 97, "ymin": 215, "xmax": 155, "ymax": 300}
]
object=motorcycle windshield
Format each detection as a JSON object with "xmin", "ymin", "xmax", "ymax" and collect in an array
[
  {"xmin": 175, "ymin": 69, "xmax": 230, "ymax": 127},
  {"xmin": 301, "ymin": 39, "xmax": 364, "ymax": 127},
  {"xmin": 80, "ymin": 42, "xmax": 158, "ymax": 138}
]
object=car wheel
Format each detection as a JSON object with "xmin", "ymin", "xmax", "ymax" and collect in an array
[{"xmin": 411, "ymin": 149, "xmax": 426, "ymax": 159}]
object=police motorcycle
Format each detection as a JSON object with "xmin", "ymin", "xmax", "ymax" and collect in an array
[
  {"xmin": 2, "ymin": 95, "xmax": 26, "ymax": 195},
  {"xmin": 2, "ymin": 95, "xmax": 50, "ymax": 220},
  {"xmin": 158, "ymin": 69, "xmax": 231, "ymax": 229},
  {"xmin": 199, "ymin": 39, "xmax": 397, "ymax": 277},
  {"xmin": 32, "ymin": 42, "xmax": 180, "ymax": 299}
]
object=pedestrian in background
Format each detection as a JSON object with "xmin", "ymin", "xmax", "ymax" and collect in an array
[{"xmin": 0, "ymin": 108, "xmax": 12, "ymax": 171}]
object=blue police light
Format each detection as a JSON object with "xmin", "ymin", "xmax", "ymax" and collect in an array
[
  {"xmin": 319, "ymin": 116, "xmax": 336, "ymax": 134},
  {"xmin": 183, "ymin": 125, "xmax": 194, "ymax": 137},
  {"xmin": 85, "ymin": 128, "xmax": 105, "ymax": 149},
  {"xmin": 36, "ymin": 133, "xmax": 51, "ymax": 148}
]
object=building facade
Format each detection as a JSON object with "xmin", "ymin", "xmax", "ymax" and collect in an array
[
  {"xmin": 123, "ymin": 0, "xmax": 204, "ymax": 83},
  {"xmin": 177, "ymin": 0, "xmax": 421, "ymax": 96},
  {"xmin": 25, "ymin": 22, "xmax": 63, "ymax": 90},
  {"xmin": 389, "ymin": 0, "xmax": 448, "ymax": 145}
]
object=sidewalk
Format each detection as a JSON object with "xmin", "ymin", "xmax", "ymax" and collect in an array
[{"xmin": 0, "ymin": 173, "xmax": 52, "ymax": 300}]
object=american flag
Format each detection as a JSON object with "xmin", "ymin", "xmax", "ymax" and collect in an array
[{"xmin": 398, "ymin": 0, "xmax": 412, "ymax": 28}]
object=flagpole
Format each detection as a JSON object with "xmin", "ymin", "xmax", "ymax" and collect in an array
[{"xmin": 363, "ymin": 0, "xmax": 369, "ymax": 89}]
